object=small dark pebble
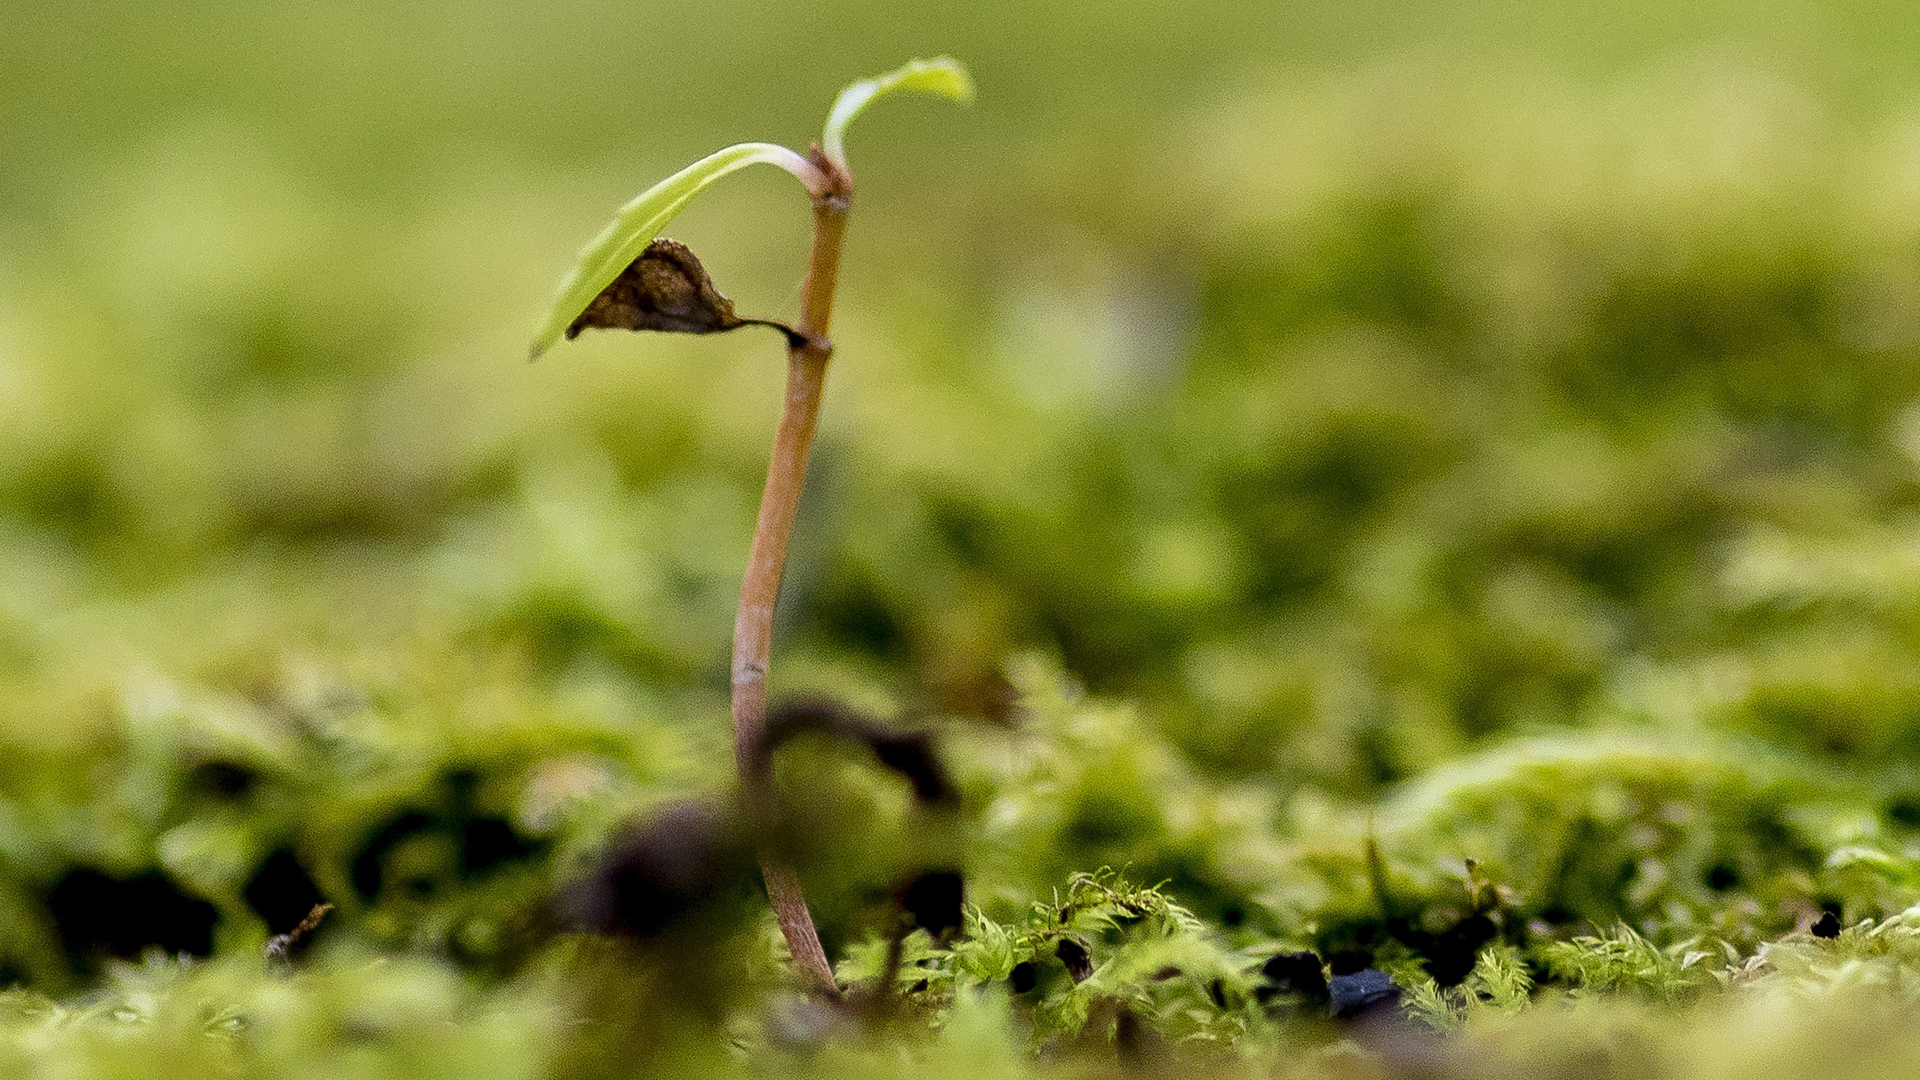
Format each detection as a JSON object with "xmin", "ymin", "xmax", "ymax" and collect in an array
[
  {"xmin": 1811, "ymin": 911, "xmax": 1841, "ymax": 938},
  {"xmin": 1056, "ymin": 937, "xmax": 1094, "ymax": 983},
  {"xmin": 1009, "ymin": 961, "xmax": 1038, "ymax": 993},
  {"xmin": 1329, "ymin": 968, "xmax": 1403, "ymax": 1021}
]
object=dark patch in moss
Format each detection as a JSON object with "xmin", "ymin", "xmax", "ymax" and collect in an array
[
  {"xmin": 1009, "ymin": 960, "xmax": 1037, "ymax": 994},
  {"xmin": 47, "ymin": 868, "xmax": 217, "ymax": 967},
  {"xmin": 806, "ymin": 570, "xmax": 910, "ymax": 663},
  {"xmin": 460, "ymin": 817, "xmax": 541, "ymax": 875},
  {"xmin": 351, "ymin": 810, "xmax": 437, "ymax": 900},
  {"xmin": 899, "ymin": 870, "xmax": 964, "ymax": 938},
  {"xmin": 1327, "ymin": 950, "xmax": 1373, "ymax": 977},
  {"xmin": 553, "ymin": 802, "xmax": 750, "ymax": 938},
  {"xmin": 1886, "ymin": 797, "xmax": 1920, "ymax": 828},
  {"xmin": 1114, "ymin": 1007, "xmax": 1164, "ymax": 1067},
  {"xmin": 10, "ymin": 451, "xmax": 130, "ymax": 541},
  {"xmin": 1261, "ymin": 951, "xmax": 1329, "ymax": 1001},
  {"xmin": 244, "ymin": 849, "xmax": 327, "ymax": 938},
  {"xmin": 185, "ymin": 759, "xmax": 259, "ymax": 801},
  {"xmin": 1056, "ymin": 936, "xmax": 1093, "ymax": 983},
  {"xmin": 1421, "ymin": 914, "xmax": 1498, "ymax": 987}
]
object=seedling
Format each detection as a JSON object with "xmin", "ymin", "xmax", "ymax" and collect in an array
[{"xmin": 532, "ymin": 58, "xmax": 974, "ymax": 996}]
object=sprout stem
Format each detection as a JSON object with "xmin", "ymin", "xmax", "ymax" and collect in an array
[{"xmin": 732, "ymin": 150, "xmax": 852, "ymax": 997}]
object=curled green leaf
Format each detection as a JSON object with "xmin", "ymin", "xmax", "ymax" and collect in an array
[
  {"xmin": 529, "ymin": 142, "xmax": 821, "ymax": 359},
  {"xmin": 821, "ymin": 57, "xmax": 975, "ymax": 174}
]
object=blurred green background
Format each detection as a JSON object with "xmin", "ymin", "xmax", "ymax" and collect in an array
[{"xmin": 10, "ymin": 0, "xmax": 1920, "ymax": 996}]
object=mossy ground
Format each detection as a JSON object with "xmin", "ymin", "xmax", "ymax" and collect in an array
[{"xmin": 10, "ymin": 7, "xmax": 1920, "ymax": 1075}]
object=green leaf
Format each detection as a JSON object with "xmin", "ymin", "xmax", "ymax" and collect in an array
[
  {"xmin": 821, "ymin": 56, "xmax": 974, "ymax": 173},
  {"xmin": 529, "ymin": 142, "xmax": 817, "ymax": 359}
]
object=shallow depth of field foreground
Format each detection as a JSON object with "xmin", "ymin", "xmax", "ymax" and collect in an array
[{"xmin": 10, "ymin": 1, "xmax": 1920, "ymax": 1077}]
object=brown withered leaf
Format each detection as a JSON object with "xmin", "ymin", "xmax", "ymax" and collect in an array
[{"xmin": 565, "ymin": 238, "xmax": 798, "ymax": 344}]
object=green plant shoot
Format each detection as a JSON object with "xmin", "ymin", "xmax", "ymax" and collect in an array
[{"xmin": 528, "ymin": 56, "xmax": 973, "ymax": 360}]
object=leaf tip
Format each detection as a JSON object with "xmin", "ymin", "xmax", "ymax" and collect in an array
[
  {"xmin": 823, "ymin": 56, "xmax": 975, "ymax": 172},
  {"xmin": 917, "ymin": 55, "xmax": 977, "ymax": 105}
]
